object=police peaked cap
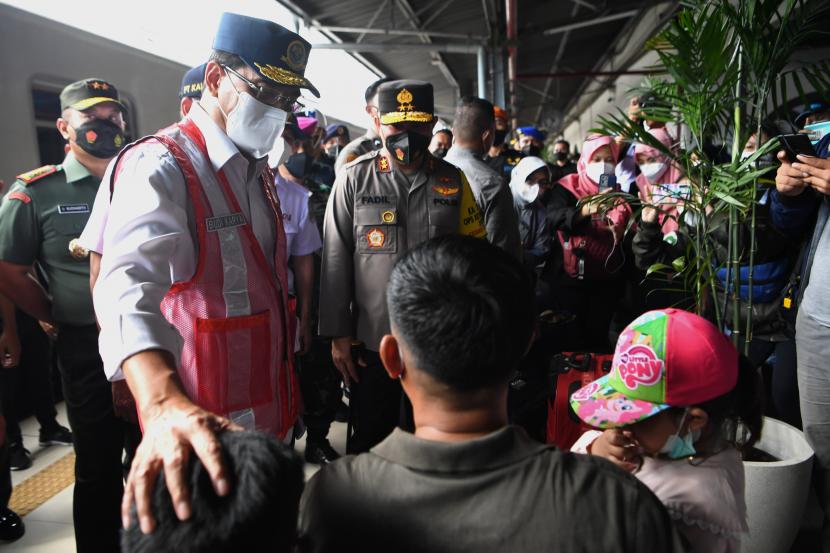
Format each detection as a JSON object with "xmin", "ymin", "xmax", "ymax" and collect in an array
[{"xmin": 378, "ymin": 80, "xmax": 434, "ymax": 125}]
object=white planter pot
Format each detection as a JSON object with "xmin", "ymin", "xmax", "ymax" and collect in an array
[{"xmin": 742, "ymin": 417, "xmax": 814, "ymax": 553}]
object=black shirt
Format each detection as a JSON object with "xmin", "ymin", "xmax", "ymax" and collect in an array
[{"xmin": 298, "ymin": 426, "xmax": 688, "ymax": 553}]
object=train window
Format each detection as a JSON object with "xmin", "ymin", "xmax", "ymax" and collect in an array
[{"xmin": 30, "ymin": 87, "xmax": 65, "ymax": 166}]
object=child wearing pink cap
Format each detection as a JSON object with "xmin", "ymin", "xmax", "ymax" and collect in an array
[{"xmin": 570, "ymin": 308, "xmax": 763, "ymax": 553}]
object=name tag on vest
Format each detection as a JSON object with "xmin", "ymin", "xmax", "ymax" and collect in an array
[
  {"xmin": 58, "ymin": 203, "xmax": 90, "ymax": 214},
  {"xmin": 206, "ymin": 213, "xmax": 247, "ymax": 232}
]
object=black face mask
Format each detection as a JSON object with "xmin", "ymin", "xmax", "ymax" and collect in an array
[
  {"xmin": 432, "ymin": 147, "xmax": 448, "ymax": 159},
  {"xmin": 285, "ymin": 152, "xmax": 312, "ymax": 179},
  {"xmin": 522, "ymin": 144, "xmax": 541, "ymax": 157},
  {"xmin": 385, "ymin": 131, "xmax": 431, "ymax": 165},
  {"xmin": 493, "ymin": 128, "xmax": 508, "ymax": 146},
  {"xmin": 554, "ymin": 151, "xmax": 569, "ymax": 162},
  {"xmin": 73, "ymin": 119, "xmax": 126, "ymax": 159}
]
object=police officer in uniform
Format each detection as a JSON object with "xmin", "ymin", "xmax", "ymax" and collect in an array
[
  {"xmin": 0, "ymin": 78, "xmax": 129, "ymax": 552},
  {"xmin": 320, "ymin": 80, "xmax": 486, "ymax": 454},
  {"xmin": 321, "ymin": 123, "xmax": 350, "ymax": 162},
  {"xmin": 334, "ymin": 77, "xmax": 392, "ymax": 174}
]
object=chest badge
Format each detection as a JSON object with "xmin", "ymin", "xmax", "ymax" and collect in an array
[
  {"xmin": 366, "ymin": 228, "xmax": 386, "ymax": 249},
  {"xmin": 381, "ymin": 210, "xmax": 396, "ymax": 224},
  {"xmin": 432, "ymin": 185, "xmax": 459, "ymax": 196},
  {"xmin": 68, "ymin": 238, "xmax": 89, "ymax": 260}
]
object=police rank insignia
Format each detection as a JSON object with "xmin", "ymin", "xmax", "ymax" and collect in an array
[
  {"xmin": 367, "ymin": 228, "xmax": 386, "ymax": 249},
  {"xmin": 397, "ymin": 88, "xmax": 414, "ymax": 112},
  {"xmin": 381, "ymin": 210, "xmax": 396, "ymax": 224},
  {"xmin": 17, "ymin": 165, "xmax": 57, "ymax": 184},
  {"xmin": 432, "ymin": 185, "xmax": 459, "ymax": 196},
  {"xmin": 376, "ymin": 156, "xmax": 391, "ymax": 173}
]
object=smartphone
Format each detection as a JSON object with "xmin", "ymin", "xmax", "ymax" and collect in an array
[
  {"xmin": 599, "ymin": 173, "xmax": 618, "ymax": 192},
  {"xmin": 779, "ymin": 133, "xmax": 817, "ymax": 163}
]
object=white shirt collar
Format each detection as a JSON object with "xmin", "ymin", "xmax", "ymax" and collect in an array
[{"xmin": 188, "ymin": 102, "xmax": 243, "ymax": 172}]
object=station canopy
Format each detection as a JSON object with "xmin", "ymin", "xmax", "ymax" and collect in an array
[{"xmin": 283, "ymin": 0, "xmax": 677, "ymax": 128}]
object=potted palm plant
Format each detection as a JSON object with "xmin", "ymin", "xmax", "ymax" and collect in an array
[{"xmin": 589, "ymin": 0, "xmax": 828, "ymax": 550}]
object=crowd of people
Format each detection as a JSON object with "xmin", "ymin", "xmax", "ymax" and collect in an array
[{"xmin": 0, "ymin": 10, "xmax": 829, "ymax": 553}]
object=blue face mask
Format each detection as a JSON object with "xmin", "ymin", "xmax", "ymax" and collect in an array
[
  {"xmin": 805, "ymin": 120, "xmax": 830, "ymax": 145},
  {"xmin": 658, "ymin": 409, "xmax": 701, "ymax": 459}
]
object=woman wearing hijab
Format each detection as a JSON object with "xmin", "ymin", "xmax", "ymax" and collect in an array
[
  {"xmin": 634, "ymin": 127, "xmax": 686, "ymax": 235},
  {"xmin": 542, "ymin": 135, "xmax": 631, "ymax": 352},
  {"xmin": 509, "ymin": 157, "xmax": 551, "ymax": 277}
]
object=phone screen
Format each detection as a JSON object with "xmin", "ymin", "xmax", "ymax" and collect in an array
[{"xmin": 780, "ymin": 133, "xmax": 817, "ymax": 163}]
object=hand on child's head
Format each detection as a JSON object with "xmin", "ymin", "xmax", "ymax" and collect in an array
[{"xmin": 591, "ymin": 429, "xmax": 642, "ymax": 473}]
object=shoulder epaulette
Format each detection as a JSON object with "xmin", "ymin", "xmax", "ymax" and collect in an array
[
  {"xmin": 344, "ymin": 149, "xmax": 379, "ymax": 171},
  {"xmin": 16, "ymin": 165, "xmax": 60, "ymax": 185}
]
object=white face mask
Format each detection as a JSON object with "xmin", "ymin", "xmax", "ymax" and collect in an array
[
  {"xmin": 740, "ymin": 150, "xmax": 754, "ymax": 161},
  {"xmin": 518, "ymin": 182, "xmax": 540, "ymax": 205},
  {"xmin": 268, "ymin": 137, "xmax": 294, "ymax": 169},
  {"xmin": 219, "ymin": 84, "xmax": 287, "ymax": 159},
  {"xmin": 639, "ymin": 162, "xmax": 667, "ymax": 183},
  {"xmin": 586, "ymin": 161, "xmax": 615, "ymax": 185}
]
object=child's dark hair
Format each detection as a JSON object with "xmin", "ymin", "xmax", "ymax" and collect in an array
[
  {"xmin": 121, "ymin": 431, "xmax": 304, "ymax": 553},
  {"xmin": 697, "ymin": 354, "xmax": 763, "ymax": 453}
]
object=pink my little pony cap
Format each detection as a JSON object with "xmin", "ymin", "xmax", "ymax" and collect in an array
[{"xmin": 569, "ymin": 308, "xmax": 738, "ymax": 429}]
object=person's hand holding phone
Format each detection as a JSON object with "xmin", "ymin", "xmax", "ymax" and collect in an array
[
  {"xmin": 776, "ymin": 151, "xmax": 811, "ymax": 197},
  {"xmin": 792, "ymin": 154, "xmax": 830, "ymax": 196}
]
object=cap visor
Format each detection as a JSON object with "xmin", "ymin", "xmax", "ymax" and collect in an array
[
  {"xmin": 569, "ymin": 374, "xmax": 670, "ymax": 429},
  {"xmin": 71, "ymin": 97, "xmax": 125, "ymax": 112},
  {"xmin": 380, "ymin": 112, "xmax": 435, "ymax": 125},
  {"xmin": 252, "ymin": 63, "xmax": 321, "ymax": 98}
]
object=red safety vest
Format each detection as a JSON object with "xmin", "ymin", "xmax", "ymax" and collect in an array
[{"xmin": 112, "ymin": 118, "xmax": 299, "ymax": 438}]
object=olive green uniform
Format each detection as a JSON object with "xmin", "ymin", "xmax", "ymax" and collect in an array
[
  {"xmin": 0, "ymin": 153, "xmax": 126, "ymax": 553},
  {"xmin": 0, "ymin": 153, "xmax": 96, "ymax": 324}
]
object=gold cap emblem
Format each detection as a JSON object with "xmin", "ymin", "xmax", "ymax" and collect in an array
[{"xmin": 397, "ymin": 88, "xmax": 414, "ymax": 112}]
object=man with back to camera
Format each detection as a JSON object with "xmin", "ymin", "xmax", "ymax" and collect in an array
[
  {"xmin": 0, "ymin": 78, "xmax": 128, "ymax": 552},
  {"xmin": 334, "ymin": 77, "xmax": 392, "ymax": 174},
  {"xmin": 93, "ymin": 12, "xmax": 319, "ymax": 536},
  {"xmin": 444, "ymin": 96, "xmax": 521, "ymax": 258},
  {"xmin": 319, "ymin": 79, "xmax": 487, "ymax": 455},
  {"xmin": 299, "ymin": 235, "xmax": 687, "ymax": 553}
]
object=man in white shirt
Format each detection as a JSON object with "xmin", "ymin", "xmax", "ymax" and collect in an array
[{"xmin": 92, "ymin": 13, "xmax": 319, "ymax": 534}]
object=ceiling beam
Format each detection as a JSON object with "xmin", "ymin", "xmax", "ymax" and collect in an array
[
  {"xmin": 532, "ymin": 0, "xmax": 582, "ymax": 125},
  {"xmin": 312, "ymin": 42, "xmax": 482, "ymax": 54},
  {"xmin": 394, "ymin": 0, "xmax": 460, "ymax": 96},
  {"xmin": 311, "ymin": 24, "xmax": 487, "ymax": 41},
  {"xmin": 276, "ymin": 0, "xmax": 386, "ymax": 77},
  {"xmin": 356, "ymin": 0, "xmax": 389, "ymax": 44},
  {"xmin": 542, "ymin": 9, "xmax": 640, "ymax": 36}
]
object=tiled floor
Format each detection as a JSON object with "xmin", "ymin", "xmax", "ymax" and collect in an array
[{"xmin": 3, "ymin": 403, "xmax": 347, "ymax": 552}]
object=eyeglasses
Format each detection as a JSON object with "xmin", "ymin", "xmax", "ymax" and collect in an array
[{"xmin": 222, "ymin": 65, "xmax": 302, "ymax": 111}]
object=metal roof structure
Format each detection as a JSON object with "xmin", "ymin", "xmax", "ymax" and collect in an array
[{"xmin": 280, "ymin": 0, "xmax": 679, "ymax": 133}]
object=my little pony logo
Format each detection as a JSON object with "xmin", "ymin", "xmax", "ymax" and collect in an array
[
  {"xmin": 616, "ymin": 344, "xmax": 663, "ymax": 390},
  {"xmin": 571, "ymin": 381, "xmax": 600, "ymax": 402}
]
